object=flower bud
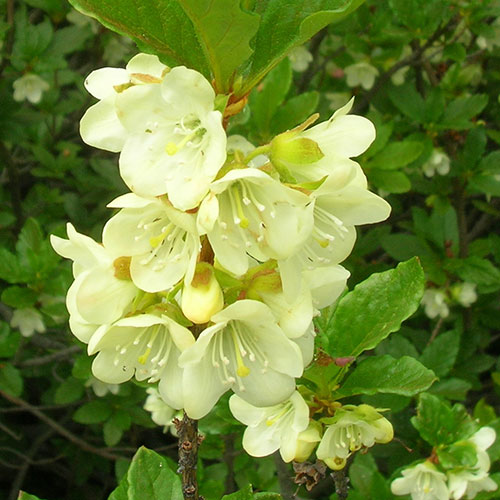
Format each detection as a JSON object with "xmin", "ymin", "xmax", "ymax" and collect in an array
[
  {"xmin": 271, "ymin": 132, "xmax": 325, "ymax": 166},
  {"xmin": 293, "ymin": 421, "xmax": 322, "ymax": 463},
  {"xmin": 181, "ymin": 263, "xmax": 224, "ymax": 324}
]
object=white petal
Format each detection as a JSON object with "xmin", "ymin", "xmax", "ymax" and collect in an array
[{"xmin": 84, "ymin": 67, "xmax": 129, "ymax": 99}]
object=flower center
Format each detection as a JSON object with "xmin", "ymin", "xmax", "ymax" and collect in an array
[{"xmin": 165, "ymin": 115, "xmax": 206, "ymax": 156}]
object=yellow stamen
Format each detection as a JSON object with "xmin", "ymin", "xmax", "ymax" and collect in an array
[
  {"xmin": 138, "ymin": 347, "xmax": 151, "ymax": 365},
  {"xmin": 165, "ymin": 131, "xmax": 197, "ymax": 156},
  {"xmin": 149, "ymin": 225, "xmax": 174, "ymax": 248},
  {"xmin": 231, "ymin": 330, "xmax": 250, "ymax": 377},
  {"xmin": 232, "ymin": 186, "xmax": 249, "ymax": 228}
]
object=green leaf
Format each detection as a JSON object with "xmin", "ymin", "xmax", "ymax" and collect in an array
[
  {"xmin": 326, "ymin": 258, "xmax": 425, "ymax": 358},
  {"xmin": 439, "ymin": 94, "xmax": 488, "ymax": 130},
  {"xmin": 336, "ymin": 355, "xmax": 436, "ymax": 398},
  {"xmin": 0, "ymin": 363, "xmax": 23, "ymax": 397},
  {"xmin": 104, "ymin": 419, "xmax": 124, "ymax": 447},
  {"xmin": 253, "ymin": 494, "xmax": 281, "ymax": 500},
  {"xmin": 369, "ymin": 170, "xmax": 411, "ymax": 193},
  {"xmin": 437, "ymin": 441, "xmax": 478, "ymax": 469},
  {"xmin": 470, "ymin": 174, "xmax": 500, "ymax": 197},
  {"xmin": 0, "ymin": 248, "xmax": 23, "ymax": 283},
  {"xmin": 18, "ymin": 492, "xmax": 48, "ymax": 500},
  {"xmin": 249, "ymin": 58, "xmax": 292, "ymax": 139},
  {"xmin": 411, "ymin": 393, "xmax": 478, "ymax": 446},
  {"xmin": 445, "ymin": 256, "xmax": 500, "ymax": 292},
  {"xmin": 242, "ymin": 0, "xmax": 366, "ymax": 94},
  {"xmin": 370, "ymin": 140, "xmax": 424, "ymax": 169},
  {"xmin": 73, "ymin": 400, "xmax": 113, "ymax": 424},
  {"xmin": 388, "ymin": 82, "xmax": 425, "ymax": 123},
  {"xmin": 127, "ymin": 447, "xmax": 183, "ymax": 500},
  {"xmin": 349, "ymin": 453, "xmax": 392, "ymax": 500},
  {"xmin": 0, "ymin": 322, "xmax": 21, "ymax": 358},
  {"xmin": 419, "ymin": 330, "xmax": 459, "ymax": 378},
  {"xmin": 443, "ymin": 42, "xmax": 466, "ymax": 62},
  {"xmin": 108, "ymin": 473, "xmax": 130, "ymax": 500},
  {"xmin": 222, "ymin": 484, "xmax": 253, "ymax": 500},
  {"xmin": 271, "ymin": 91, "xmax": 319, "ymax": 135},
  {"xmin": 429, "ymin": 378, "xmax": 472, "ymax": 401},
  {"xmin": 54, "ymin": 377, "xmax": 85, "ymax": 404},
  {"xmin": 1, "ymin": 286, "xmax": 38, "ymax": 309}
]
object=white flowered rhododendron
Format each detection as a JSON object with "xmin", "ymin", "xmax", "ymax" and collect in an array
[{"xmin": 52, "ymin": 51, "xmax": 398, "ymax": 470}]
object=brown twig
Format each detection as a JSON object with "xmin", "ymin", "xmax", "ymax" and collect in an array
[
  {"xmin": 0, "ymin": 390, "xmax": 124, "ymax": 461},
  {"xmin": 18, "ymin": 345, "xmax": 81, "ymax": 367},
  {"xmin": 176, "ymin": 412, "xmax": 203, "ymax": 500},
  {"xmin": 274, "ymin": 452, "xmax": 294, "ymax": 500}
]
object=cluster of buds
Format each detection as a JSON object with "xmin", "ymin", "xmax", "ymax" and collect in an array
[
  {"xmin": 51, "ymin": 53, "xmax": 390, "ymax": 424},
  {"xmin": 391, "ymin": 427, "xmax": 497, "ymax": 500}
]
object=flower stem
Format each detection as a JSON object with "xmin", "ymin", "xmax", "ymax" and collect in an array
[{"xmin": 177, "ymin": 412, "xmax": 203, "ymax": 500}]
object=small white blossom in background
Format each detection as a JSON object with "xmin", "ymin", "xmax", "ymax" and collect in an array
[
  {"xmin": 451, "ymin": 282, "xmax": 477, "ymax": 308},
  {"xmin": 13, "ymin": 74, "xmax": 50, "ymax": 104},
  {"xmin": 144, "ymin": 387, "xmax": 181, "ymax": 434},
  {"xmin": 423, "ymin": 149, "xmax": 451, "ymax": 178},
  {"xmin": 344, "ymin": 62, "xmax": 379, "ymax": 90},
  {"xmin": 85, "ymin": 376, "xmax": 120, "ymax": 397},
  {"xmin": 476, "ymin": 18, "xmax": 500, "ymax": 51},
  {"xmin": 10, "ymin": 308, "xmax": 46, "ymax": 337},
  {"xmin": 421, "ymin": 289, "xmax": 449, "ymax": 319},
  {"xmin": 288, "ymin": 45, "xmax": 313, "ymax": 72},
  {"xmin": 391, "ymin": 461, "xmax": 449, "ymax": 500},
  {"xmin": 316, "ymin": 404, "xmax": 393, "ymax": 470}
]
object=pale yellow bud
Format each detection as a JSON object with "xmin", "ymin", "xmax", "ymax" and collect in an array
[{"xmin": 181, "ymin": 263, "xmax": 224, "ymax": 324}]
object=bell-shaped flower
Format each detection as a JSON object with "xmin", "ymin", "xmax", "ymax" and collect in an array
[
  {"xmin": 198, "ymin": 168, "xmax": 314, "ymax": 277},
  {"xmin": 116, "ymin": 66, "xmax": 227, "ymax": 210},
  {"xmin": 294, "ymin": 421, "xmax": 323, "ymax": 462},
  {"xmin": 229, "ymin": 391, "xmax": 311, "ymax": 462},
  {"xmin": 51, "ymin": 223, "xmax": 138, "ymax": 340},
  {"xmin": 421, "ymin": 289, "xmax": 449, "ymax": 319},
  {"xmin": 144, "ymin": 387, "xmax": 182, "ymax": 434},
  {"xmin": 103, "ymin": 193, "xmax": 200, "ymax": 293},
  {"xmin": 316, "ymin": 404, "xmax": 393, "ymax": 470},
  {"xmin": 303, "ymin": 264, "xmax": 350, "ymax": 310},
  {"xmin": 179, "ymin": 299, "xmax": 304, "ymax": 419},
  {"xmin": 88, "ymin": 313, "xmax": 195, "ymax": 409},
  {"xmin": 80, "ymin": 53, "xmax": 167, "ymax": 152},
  {"xmin": 391, "ymin": 461, "xmax": 449, "ymax": 500},
  {"xmin": 270, "ymin": 99, "xmax": 375, "ymax": 183}
]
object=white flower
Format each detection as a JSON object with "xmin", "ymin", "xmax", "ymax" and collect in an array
[
  {"xmin": 144, "ymin": 387, "xmax": 180, "ymax": 432},
  {"xmin": 423, "ymin": 150, "xmax": 451, "ymax": 178},
  {"xmin": 102, "ymin": 193, "xmax": 200, "ymax": 293},
  {"xmin": 179, "ymin": 300, "xmax": 304, "ymax": 419},
  {"xmin": 421, "ymin": 289, "xmax": 449, "ymax": 319},
  {"xmin": 13, "ymin": 74, "xmax": 49, "ymax": 104},
  {"xmin": 88, "ymin": 313, "xmax": 195, "ymax": 409},
  {"xmin": 391, "ymin": 461, "xmax": 449, "ymax": 500},
  {"xmin": 50, "ymin": 223, "xmax": 138, "ymax": 342},
  {"xmin": 316, "ymin": 404, "xmax": 393, "ymax": 470},
  {"xmin": 288, "ymin": 46, "xmax": 313, "ymax": 72},
  {"xmin": 344, "ymin": 62, "xmax": 379, "ymax": 90},
  {"xmin": 448, "ymin": 427, "xmax": 497, "ymax": 500},
  {"xmin": 80, "ymin": 53, "xmax": 167, "ymax": 152},
  {"xmin": 303, "ymin": 265, "xmax": 350, "ymax": 310},
  {"xmin": 278, "ymin": 162, "xmax": 390, "ymax": 297},
  {"xmin": 85, "ymin": 376, "xmax": 120, "ymax": 397},
  {"xmin": 229, "ymin": 391, "xmax": 311, "ymax": 462},
  {"xmin": 270, "ymin": 99, "xmax": 376, "ymax": 183},
  {"xmin": 115, "ymin": 66, "xmax": 227, "ymax": 210},
  {"xmin": 10, "ymin": 308, "xmax": 46, "ymax": 337},
  {"xmin": 451, "ymin": 282, "xmax": 477, "ymax": 308},
  {"xmin": 199, "ymin": 168, "xmax": 314, "ymax": 277}
]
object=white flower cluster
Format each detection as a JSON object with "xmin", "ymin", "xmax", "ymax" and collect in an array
[
  {"xmin": 421, "ymin": 282, "xmax": 477, "ymax": 320},
  {"xmin": 391, "ymin": 427, "xmax": 498, "ymax": 500},
  {"xmin": 51, "ymin": 53, "xmax": 390, "ymax": 421},
  {"xmin": 229, "ymin": 392, "xmax": 393, "ymax": 467}
]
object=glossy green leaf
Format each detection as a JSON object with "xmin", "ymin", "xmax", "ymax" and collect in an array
[
  {"xmin": 370, "ymin": 170, "xmax": 411, "ymax": 193},
  {"xmin": 326, "ymin": 258, "xmax": 425, "ymax": 359},
  {"xmin": 127, "ymin": 447, "xmax": 183, "ymax": 500},
  {"xmin": 18, "ymin": 493, "xmax": 48, "ymax": 500},
  {"xmin": 370, "ymin": 140, "xmax": 424, "ymax": 169},
  {"xmin": 336, "ymin": 355, "xmax": 436, "ymax": 398},
  {"xmin": 411, "ymin": 393, "xmax": 478, "ymax": 446},
  {"xmin": 222, "ymin": 484, "xmax": 253, "ymax": 500}
]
